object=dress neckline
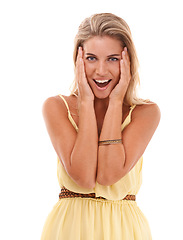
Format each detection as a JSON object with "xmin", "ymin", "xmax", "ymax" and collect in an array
[{"xmin": 59, "ymin": 94, "xmax": 136, "ymax": 132}]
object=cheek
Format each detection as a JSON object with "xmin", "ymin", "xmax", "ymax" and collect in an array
[
  {"xmin": 84, "ymin": 62, "xmax": 94, "ymax": 78},
  {"xmin": 111, "ymin": 64, "xmax": 120, "ymax": 80}
]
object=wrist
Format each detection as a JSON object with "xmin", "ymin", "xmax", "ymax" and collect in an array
[
  {"xmin": 79, "ymin": 99, "xmax": 94, "ymax": 107},
  {"xmin": 78, "ymin": 99, "xmax": 94, "ymax": 113},
  {"xmin": 109, "ymin": 98, "xmax": 123, "ymax": 106}
]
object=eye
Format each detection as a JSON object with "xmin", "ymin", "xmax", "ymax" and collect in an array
[
  {"xmin": 108, "ymin": 57, "xmax": 119, "ymax": 62},
  {"xmin": 86, "ymin": 56, "xmax": 97, "ymax": 61}
]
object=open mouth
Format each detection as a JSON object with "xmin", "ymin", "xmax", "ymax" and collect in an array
[{"xmin": 93, "ymin": 79, "xmax": 112, "ymax": 89}]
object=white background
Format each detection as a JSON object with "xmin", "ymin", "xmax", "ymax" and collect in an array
[{"xmin": 0, "ymin": 0, "xmax": 183, "ymax": 239}]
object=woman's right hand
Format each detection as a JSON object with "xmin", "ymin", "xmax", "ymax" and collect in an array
[{"xmin": 75, "ymin": 47, "xmax": 94, "ymax": 102}]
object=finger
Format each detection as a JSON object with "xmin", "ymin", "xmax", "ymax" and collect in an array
[
  {"xmin": 123, "ymin": 47, "xmax": 130, "ymax": 66},
  {"xmin": 76, "ymin": 47, "xmax": 84, "ymax": 71},
  {"xmin": 78, "ymin": 50, "xmax": 87, "ymax": 85},
  {"xmin": 76, "ymin": 47, "xmax": 83, "ymax": 80},
  {"xmin": 78, "ymin": 47, "xmax": 82, "ymax": 58},
  {"xmin": 122, "ymin": 49, "xmax": 128, "ymax": 65},
  {"xmin": 75, "ymin": 48, "xmax": 80, "ymax": 76},
  {"xmin": 76, "ymin": 47, "xmax": 81, "ymax": 65},
  {"xmin": 122, "ymin": 49, "xmax": 131, "ymax": 76},
  {"xmin": 78, "ymin": 57, "xmax": 85, "ymax": 82},
  {"xmin": 120, "ymin": 50, "xmax": 126, "ymax": 73},
  {"xmin": 78, "ymin": 47, "xmax": 84, "ymax": 61},
  {"xmin": 119, "ymin": 58, "xmax": 125, "ymax": 81},
  {"xmin": 78, "ymin": 48, "xmax": 84, "ymax": 74},
  {"xmin": 120, "ymin": 53, "xmax": 131, "ymax": 83}
]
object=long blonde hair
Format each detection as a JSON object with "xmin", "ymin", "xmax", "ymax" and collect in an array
[{"xmin": 70, "ymin": 13, "xmax": 147, "ymax": 105}]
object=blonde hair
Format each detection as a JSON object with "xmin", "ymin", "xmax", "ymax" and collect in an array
[{"xmin": 70, "ymin": 13, "xmax": 147, "ymax": 106}]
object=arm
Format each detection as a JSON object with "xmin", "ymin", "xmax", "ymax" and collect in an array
[
  {"xmin": 97, "ymin": 100, "xmax": 125, "ymax": 185},
  {"xmin": 42, "ymin": 98, "xmax": 98, "ymax": 189},
  {"xmin": 97, "ymin": 102, "xmax": 160, "ymax": 186},
  {"xmin": 70, "ymin": 99, "xmax": 98, "ymax": 188},
  {"xmin": 71, "ymin": 47, "xmax": 98, "ymax": 188},
  {"xmin": 97, "ymin": 48, "xmax": 161, "ymax": 186},
  {"xmin": 42, "ymin": 48, "xmax": 98, "ymax": 189}
]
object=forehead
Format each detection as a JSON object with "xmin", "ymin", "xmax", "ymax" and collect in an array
[{"xmin": 83, "ymin": 36, "xmax": 123, "ymax": 55}]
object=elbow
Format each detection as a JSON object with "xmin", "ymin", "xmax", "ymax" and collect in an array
[
  {"xmin": 77, "ymin": 178, "xmax": 96, "ymax": 189},
  {"xmin": 68, "ymin": 168, "xmax": 96, "ymax": 189},
  {"xmin": 97, "ymin": 175, "xmax": 113, "ymax": 186},
  {"xmin": 97, "ymin": 168, "xmax": 126, "ymax": 186}
]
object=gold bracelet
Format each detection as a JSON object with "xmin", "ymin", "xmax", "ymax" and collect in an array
[{"xmin": 98, "ymin": 139, "xmax": 122, "ymax": 146}]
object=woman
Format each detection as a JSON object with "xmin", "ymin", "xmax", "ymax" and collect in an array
[{"xmin": 41, "ymin": 13, "xmax": 160, "ymax": 239}]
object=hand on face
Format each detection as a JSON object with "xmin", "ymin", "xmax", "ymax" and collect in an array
[
  {"xmin": 76, "ymin": 47, "xmax": 94, "ymax": 102},
  {"xmin": 109, "ymin": 47, "xmax": 131, "ymax": 102}
]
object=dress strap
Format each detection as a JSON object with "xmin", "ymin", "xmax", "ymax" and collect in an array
[
  {"xmin": 121, "ymin": 105, "xmax": 136, "ymax": 131},
  {"xmin": 129, "ymin": 105, "xmax": 136, "ymax": 120},
  {"xmin": 58, "ymin": 94, "xmax": 78, "ymax": 132},
  {"xmin": 59, "ymin": 94, "xmax": 70, "ymax": 111}
]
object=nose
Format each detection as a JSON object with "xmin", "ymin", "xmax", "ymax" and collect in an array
[{"xmin": 95, "ymin": 61, "xmax": 108, "ymax": 76}]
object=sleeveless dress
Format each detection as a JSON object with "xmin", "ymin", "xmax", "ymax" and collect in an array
[{"xmin": 41, "ymin": 95, "xmax": 152, "ymax": 240}]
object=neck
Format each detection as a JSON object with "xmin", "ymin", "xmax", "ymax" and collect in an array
[{"xmin": 94, "ymin": 97, "xmax": 109, "ymax": 112}]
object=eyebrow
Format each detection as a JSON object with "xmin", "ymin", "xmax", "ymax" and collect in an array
[{"xmin": 86, "ymin": 53, "xmax": 121, "ymax": 57}]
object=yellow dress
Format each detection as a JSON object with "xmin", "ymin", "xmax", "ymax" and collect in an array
[{"xmin": 41, "ymin": 95, "xmax": 152, "ymax": 240}]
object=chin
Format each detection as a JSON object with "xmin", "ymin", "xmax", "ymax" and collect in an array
[{"xmin": 93, "ymin": 90, "xmax": 111, "ymax": 100}]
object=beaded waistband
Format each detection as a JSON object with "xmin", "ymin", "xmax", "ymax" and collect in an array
[{"xmin": 59, "ymin": 187, "xmax": 136, "ymax": 201}]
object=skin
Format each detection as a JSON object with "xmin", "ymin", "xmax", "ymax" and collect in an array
[
  {"xmin": 81, "ymin": 36, "xmax": 128, "ymax": 101},
  {"xmin": 77, "ymin": 36, "xmax": 131, "ymax": 134},
  {"xmin": 42, "ymin": 36, "xmax": 161, "ymax": 188}
]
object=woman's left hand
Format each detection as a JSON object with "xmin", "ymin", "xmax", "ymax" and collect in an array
[{"xmin": 109, "ymin": 47, "xmax": 131, "ymax": 103}]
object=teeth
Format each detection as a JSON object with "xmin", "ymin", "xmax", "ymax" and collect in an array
[{"xmin": 94, "ymin": 79, "xmax": 111, "ymax": 83}]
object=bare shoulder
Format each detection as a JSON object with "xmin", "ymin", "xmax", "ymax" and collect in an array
[
  {"xmin": 132, "ymin": 102, "xmax": 161, "ymax": 127},
  {"xmin": 42, "ymin": 94, "xmax": 69, "ymax": 118}
]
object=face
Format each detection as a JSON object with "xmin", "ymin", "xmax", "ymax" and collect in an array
[{"xmin": 83, "ymin": 36, "xmax": 123, "ymax": 99}]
